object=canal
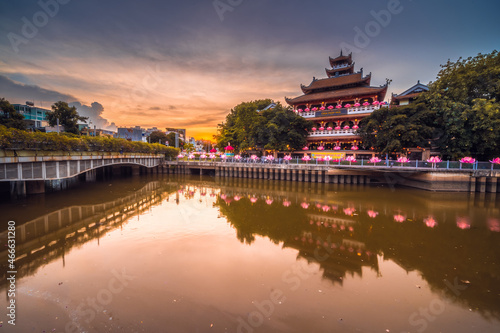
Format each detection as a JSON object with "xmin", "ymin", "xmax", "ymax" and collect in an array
[{"xmin": 1, "ymin": 175, "xmax": 499, "ymax": 332}]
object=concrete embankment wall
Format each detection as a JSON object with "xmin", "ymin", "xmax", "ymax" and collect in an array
[{"xmin": 168, "ymin": 163, "xmax": 499, "ymax": 193}]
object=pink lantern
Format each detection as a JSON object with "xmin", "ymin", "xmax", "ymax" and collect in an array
[
  {"xmin": 344, "ymin": 207, "xmax": 355, "ymax": 215},
  {"xmin": 372, "ymin": 101, "xmax": 380, "ymax": 105},
  {"xmin": 334, "ymin": 126, "xmax": 341, "ymax": 130},
  {"xmin": 210, "ymin": 148, "xmax": 217, "ymax": 153},
  {"xmin": 327, "ymin": 105, "xmax": 334, "ymax": 110},
  {"xmin": 298, "ymin": 108, "xmax": 303, "ymax": 112},
  {"xmin": 312, "ymin": 107, "xmax": 318, "ymax": 111},
  {"xmin": 460, "ymin": 157, "xmax": 476, "ymax": 164},
  {"xmin": 354, "ymin": 103, "xmax": 361, "ymax": 107},
  {"xmin": 311, "ymin": 127, "xmax": 317, "ymax": 131},
  {"xmin": 266, "ymin": 199, "xmax": 273, "ymax": 205},
  {"xmin": 397, "ymin": 156, "xmax": 409, "ymax": 164},
  {"xmin": 369, "ymin": 157, "xmax": 381, "ymax": 165},
  {"xmin": 345, "ymin": 103, "xmax": 351, "ymax": 108},
  {"xmin": 225, "ymin": 145, "xmax": 234, "ymax": 151},
  {"xmin": 301, "ymin": 202, "xmax": 310, "ymax": 209},
  {"xmin": 305, "ymin": 108, "xmax": 310, "ymax": 112},
  {"xmin": 351, "ymin": 146, "xmax": 359, "ymax": 150},
  {"xmin": 346, "ymin": 156, "xmax": 357, "ymax": 164},
  {"xmin": 424, "ymin": 216, "xmax": 438, "ymax": 228},
  {"xmin": 317, "ymin": 146, "xmax": 325, "ymax": 150},
  {"xmin": 457, "ymin": 217, "xmax": 471, "ymax": 230},
  {"xmin": 320, "ymin": 106, "xmax": 326, "ymax": 110},
  {"xmin": 363, "ymin": 102, "xmax": 370, "ymax": 106},
  {"xmin": 490, "ymin": 157, "xmax": 500, "ymax": 164},
  {"xmin": 283, "ymin": 155, "xmax": 292, "ymax": 161},
  {"xmin": 352, "ymin": 125, "xmax": 359, "ymax": 130},
  {"xmin": 394, "ymin": 214, "xmax": 406, "ymax": 223},
  {"xmin": 327, "ymin": 126, "xmax": 332, "ymax": 130},
  {"xmin": 367, "ymin": 210, "xmax": 379, "ymax": 218},
  {"xmin": 302, "ymin": 146, "xmax": 309, "ymax": 151},
  {"xmin": 343, "ymin": 125, "xmax": 350, "ymax": 130},
  {"xmin": 334, "ymin": 146, "xmax": 341, "ymax": 150},
  {"xmin": 283, "ymin": 200, "xmax": 291, "ymax": 207},
  {"xmin": 427, "ymin": 156, "xmax": 442, "ymax": 164},
  {"xmin": 250, "ymin": 197, "xmax": 258, "ymax": 203},
  {"xmin": 336, "ymin": 104, "xmax": 342, "ymax": 109},
  {"xmin": 319, "ymin": 127, "xmax": 324, "ymax": 131}
]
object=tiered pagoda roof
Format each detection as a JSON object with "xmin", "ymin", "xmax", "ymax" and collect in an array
[{"xmin": 286, "ymin": 52, "xmax": 388, "ymax": 106}]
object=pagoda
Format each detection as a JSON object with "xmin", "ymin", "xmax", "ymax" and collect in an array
[{"xmin": 286, "ymin": 51, "xmax": 389, "ymax": 158}]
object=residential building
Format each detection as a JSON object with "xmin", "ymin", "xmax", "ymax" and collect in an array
[{"xmin": 13, "ymin": 102, "xmax": 50, "ymax": 129}]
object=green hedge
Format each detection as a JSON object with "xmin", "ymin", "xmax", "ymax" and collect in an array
[{"xmin": 0, "ymin": 126, "xmax": 179, "ymax": 158}]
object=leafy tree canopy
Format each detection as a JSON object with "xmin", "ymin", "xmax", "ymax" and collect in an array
[
  {"xmin": 148, "ymin": 130, "xmax": 168, "ymax": 144},
  {"xmin": 46, "ymin": 101, "xmax": 88, "ymax": 134},
  {"xmin": 0, "ymin": 98, "xmax": 26, "ymax": 130},
  {"xmin": 359, "ymin": 50, "xmax": 500, "ymax": 160},
  {"xmin": 358, "ymin": 103, "xmax": 436, "ymax": 154},
  {"xmin": 165, "ymin": 132, "xmax": 184, "ymax": 147},
  {"xmin": 423, "ymin": 50, "xmax": 500, "ymax": 160},
  {"xmin": 214, "ymin": 100, "xmax": 311, "ymax": 152}
]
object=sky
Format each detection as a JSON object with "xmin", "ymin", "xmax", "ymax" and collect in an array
[{"xmin": 0, "ymin": 0, "xmax": 499, "ymax": 139}]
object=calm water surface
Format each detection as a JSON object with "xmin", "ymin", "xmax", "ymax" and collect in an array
[{"xmin": 1, "ymin": 175, "xmax": 499, "ymax": 333}]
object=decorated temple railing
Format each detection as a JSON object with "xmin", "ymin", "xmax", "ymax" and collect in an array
[
  {"xmin": 309, "ymin": 129, "xmax": 356, "ymax": 137},
  {"xmin": 331, "ymin": 63, "xmax": 350, "ymax": 70},
  {"xmin": 298, "ymin": 105, "xmax": 381, "ymax": 119}
]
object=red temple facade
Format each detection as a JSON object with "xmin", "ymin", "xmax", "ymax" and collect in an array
[{"xmin": 286, "ymin": 51, "xmax": 389, "ymax": 158}]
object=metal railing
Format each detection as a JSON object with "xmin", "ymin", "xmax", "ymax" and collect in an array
[{"xmin": 173, "ymin": 157, "xmax": 500, "ymax": 172}]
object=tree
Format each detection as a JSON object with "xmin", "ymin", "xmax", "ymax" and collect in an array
[
  {"xmin": 214, "ymin": 100, "xmax": 311, "ymax": 152},
  {"xmin": 0, "ymin": 98, "xmax": 26, "ymax": 130},
  {"xmin": 46, "ymin": 101, "xmax": 88, "ymax": 134},
  {"xmin": 165, "ymin": 132, "xmax": 184, "ymax": 147},
  {"xmin": 253, "ymin": 104, "xmax": 311, "ymax": 151},
  {"xmin": 423, "ymin": 50, "xmax": 500, "ymax": 160},
  {"xmin": 148, "ymin": 130, "xmax": 168, "ymax": 144},
  {"xmin": 358, "ymin": 103, "xmax": 435, "ymax": 154}
]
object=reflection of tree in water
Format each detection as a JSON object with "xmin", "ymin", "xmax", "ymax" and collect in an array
[
  {"xmin": 216, "ymin": 196, "xmax": 380, "ymax": 286},
  {"xmin": 210, "ymin": 179, "xmax": 500, "ymax": 320}
]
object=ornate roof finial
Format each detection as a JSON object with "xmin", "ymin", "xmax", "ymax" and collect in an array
[{"xmin": 340, "ymin": 49, "xmax": 343, "ymax": 57}]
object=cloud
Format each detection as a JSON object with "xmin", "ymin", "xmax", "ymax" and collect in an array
[
  {"xmin": 0, "ymin": 74, "xmax": 77, "ymax": 105},
  {"xmin": 69, "ymin": 101, "xmax": 117, "ymax": 131}
]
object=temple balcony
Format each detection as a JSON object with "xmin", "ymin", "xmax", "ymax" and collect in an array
[
  {"xmin": 298, "ymin": 105, "xmax": 380, "ymax": 119},
  {"xmin": 331, "ymin": 63, "xmax": 350, "ymax": 70},
  {"xmin": 308, "ymin": 129, "xmax": 357, "ymax": 137}
]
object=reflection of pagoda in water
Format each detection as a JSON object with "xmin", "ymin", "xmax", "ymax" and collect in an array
[{"xmin": 202, "ymin": 177, "xmax": 500, "ymax": 319}]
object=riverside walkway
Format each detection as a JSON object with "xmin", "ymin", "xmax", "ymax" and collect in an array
[{"xmin": 166, "ymin": 159, "xmax": 500, "ymax": 193}]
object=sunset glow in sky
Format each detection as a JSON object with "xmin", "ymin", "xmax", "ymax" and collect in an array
[{"xmin": 1, "ymin": 0, "xmax": 499, "ymax": 139}]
